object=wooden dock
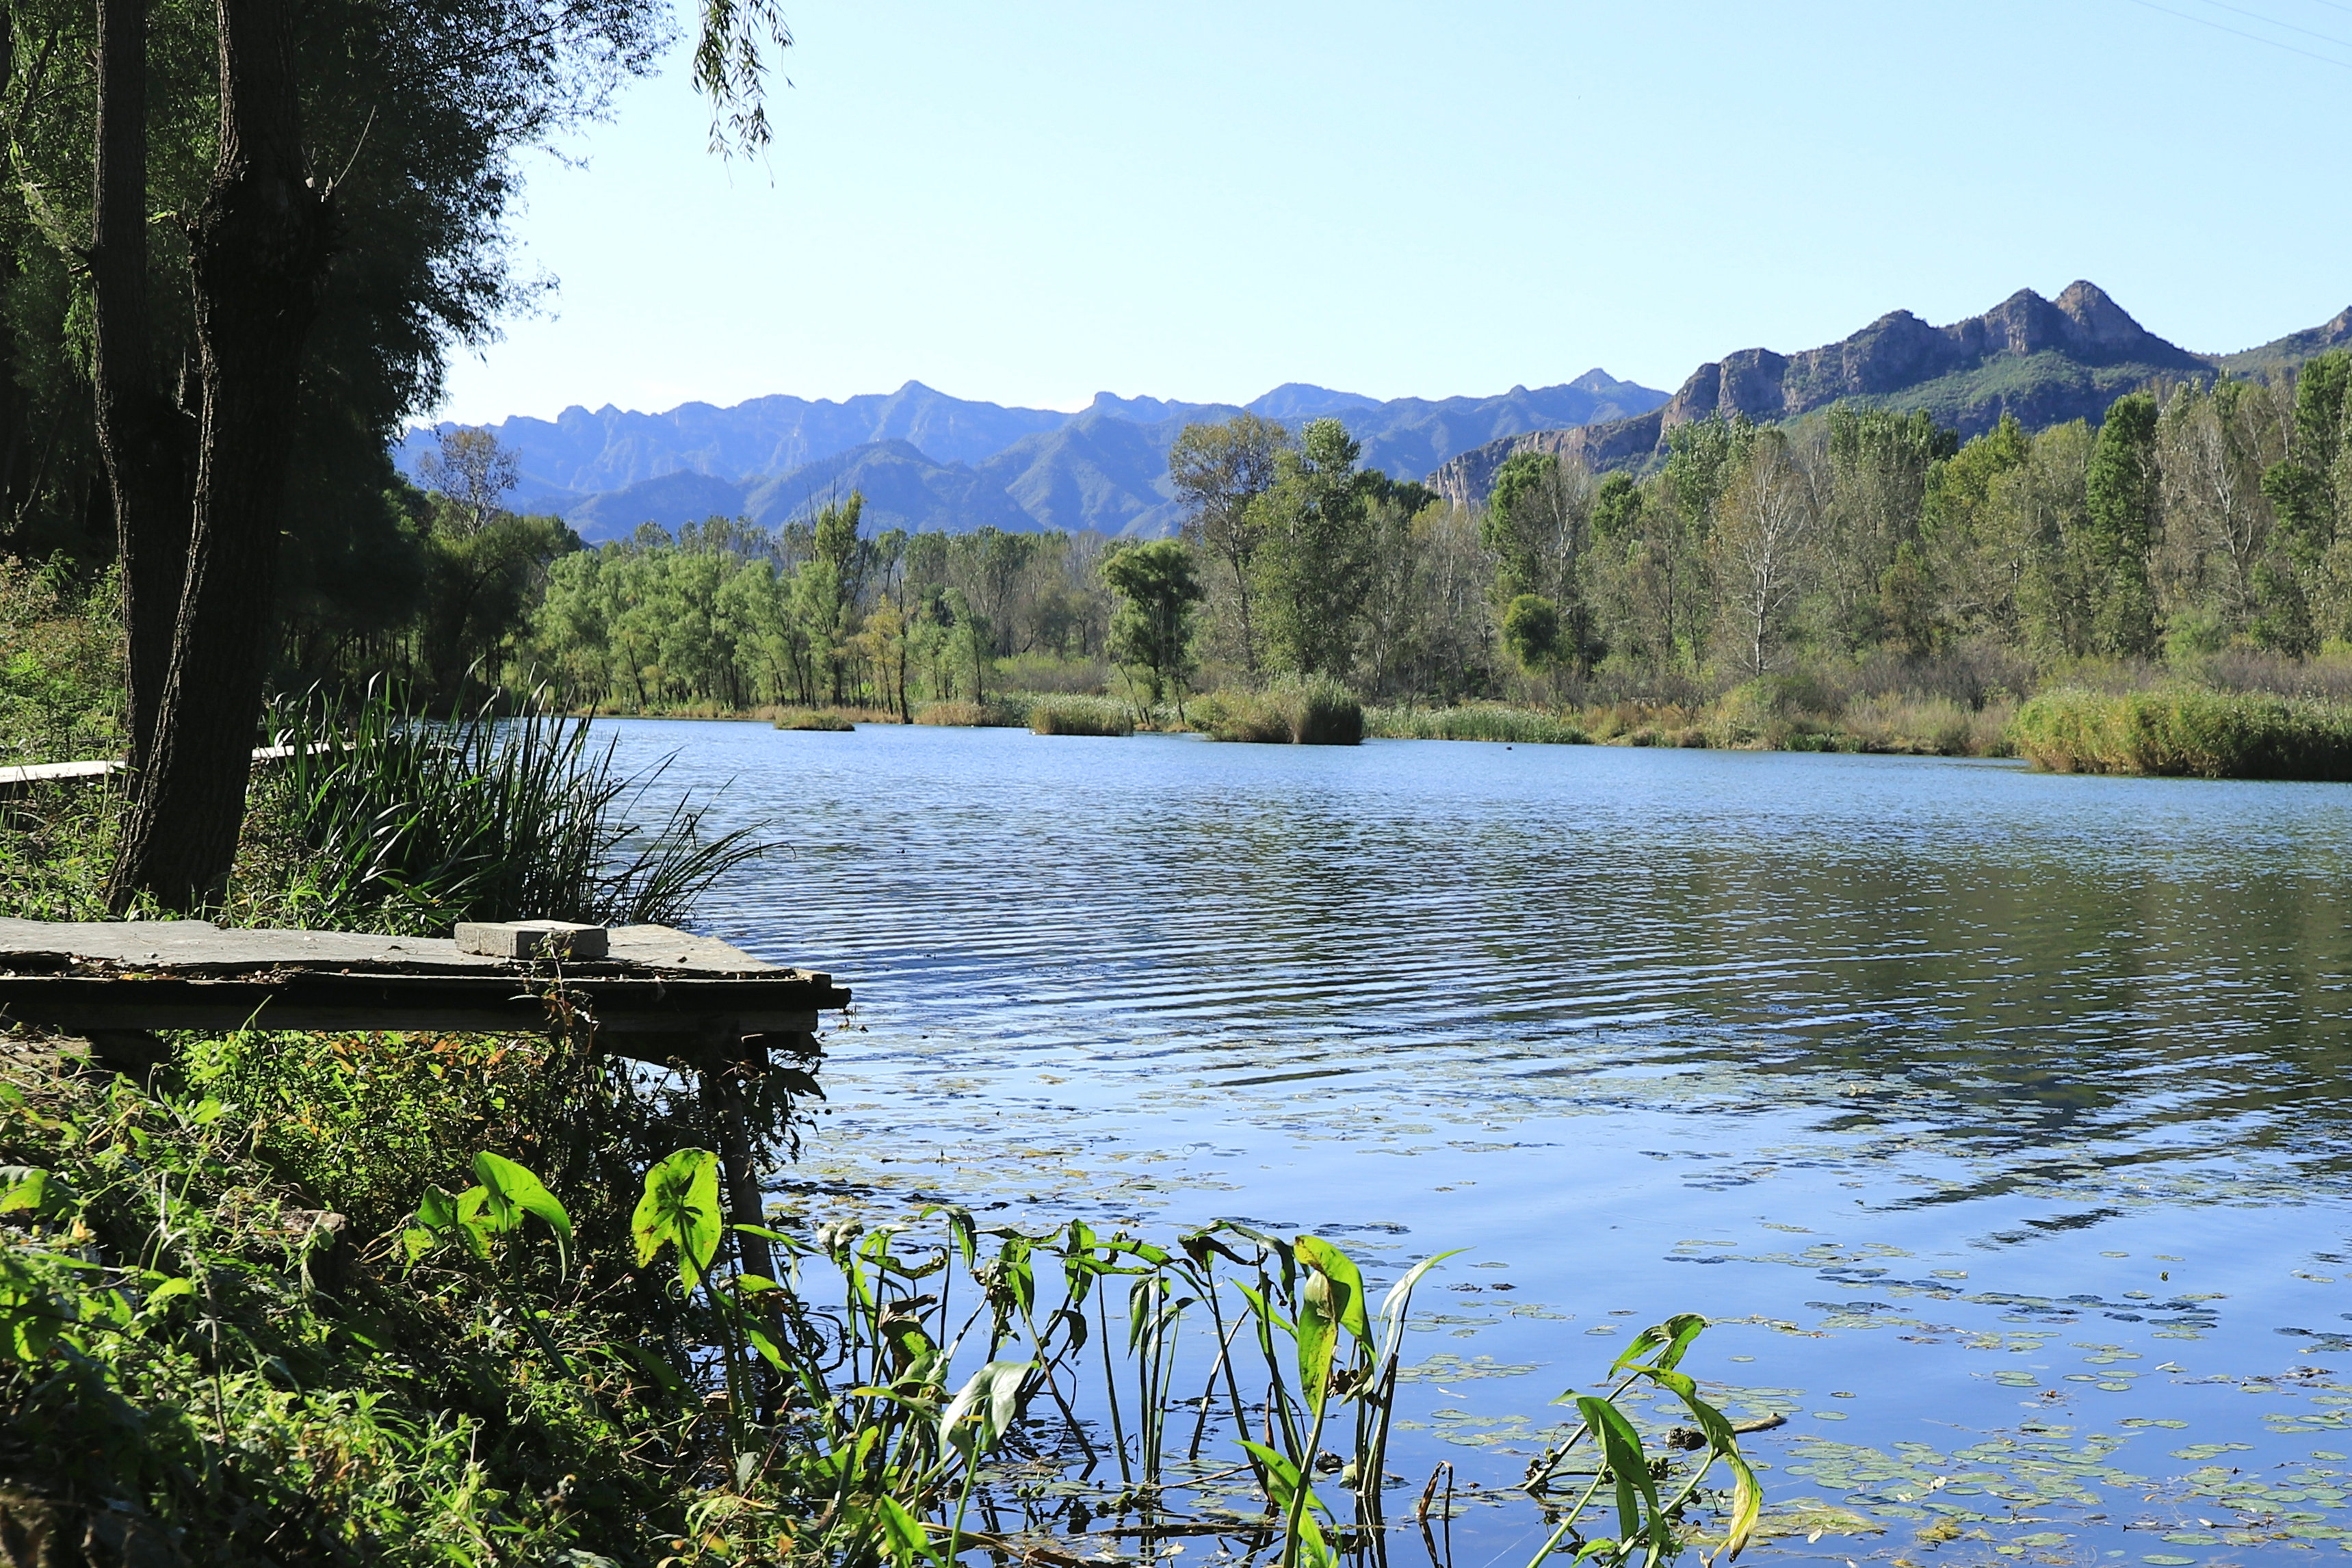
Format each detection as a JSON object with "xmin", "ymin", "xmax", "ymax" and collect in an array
[
  {"xmin": 0, "ymin": 917, "xmax": 850, "ymax": 1275},
  {"xmin": 0, "ymin": 917, "xmax": 846, "ymax": 1049}
]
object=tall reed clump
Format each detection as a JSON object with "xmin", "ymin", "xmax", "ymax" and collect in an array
[
  {"xmin": 1029, "ymin": 694, "xmax": 1135, "ymax": 736},
  {"xmin": 1366, "ymin": 704, "xmax": 1589, "ymax": 745},
  {"xmin": 2013, "ymin": 684, "xmax": 2352, "ymax": 780},
  {"xmin": 772, "ymin": 707, "xmax": 856, "ymax": 731},
  {"xmin": 1197, "ymin": 677, "xmax": 1363, "ymax": 745},
  {"xmin": 242, "ymin": 681, "xmax": 769, "ymax": 933},
  {"xmin": 914, "ymin": 696, "xmax": 1030, "ymax": 728}
]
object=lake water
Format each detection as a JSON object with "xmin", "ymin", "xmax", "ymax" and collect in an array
[{"xmin": 609, "ymin": 718, "xmax": 2352, "ymax": 1566}]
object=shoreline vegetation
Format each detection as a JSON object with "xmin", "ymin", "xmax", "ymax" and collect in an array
[
  {"xmin": 0, "ymin": 636, "xmax": 1764, "ymax": 1562},
  {"xmin": 647, "ymin": 664, "xmax": 2352, "ymax": 779},
  {"xmin": 248, "ymin": 348, "xmax": 2344, "ymax": 782}
]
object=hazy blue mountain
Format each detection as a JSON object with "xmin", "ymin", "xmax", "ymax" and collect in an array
[
  {"xmin": 406, "ymin": 371, "xmax": 1670, "ymax": 539},
  {"xmin": 399, "ymin": 380, "xmax": 1073, "ymax": 512},
  {"xmin": 743, "ymin": 441, "xmax": 1036, "ymax": 535}
]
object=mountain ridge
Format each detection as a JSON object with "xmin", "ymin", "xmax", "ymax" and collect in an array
[
  {"xmin": 406, "ymin": 371, "xmax": 1669, "ymax": 542},
  {"xmin": 1429, "ymin": 283, "xmax": 2351, "ymax": 504}
]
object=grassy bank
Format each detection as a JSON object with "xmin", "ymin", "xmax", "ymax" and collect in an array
[{"xmin": 2013, "ymin": 685, "xmax": 2352, "ymax": 779}]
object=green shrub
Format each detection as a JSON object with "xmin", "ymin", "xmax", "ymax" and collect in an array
[
  {"xmin": 1196, "ymin": 678, "xmax": 1362, "ymax": 746},
  {"xmin": 2011, "ymin": 684, "xmax": 2352, "ymax": 779},
  {"xmin": 772, "ymin": 707, "xmax": 855, "ymax": 731},
  {"xmin": 1366, "ymin": 704, "xmax": 1589, "ymax": 744},
  {"xmin": 1029, "ymin": 694, "xmax": 1134, "ymax": 736}
]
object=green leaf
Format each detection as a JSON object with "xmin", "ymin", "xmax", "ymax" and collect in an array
[
  {"xmin": 1578, "ymin": 1394, "xmax": 1658, "ymax": 1546},
  {"xmin": 633, "ymin": 1148, "xmax": 722, "ymax": 1292},
  {"xmin": 941, "ymin": 1359, "xmax": 1033, "ymax": 1460},
  {"xmin": 1612, "ymin": 1311, "xmax": 1707, "ymax": 1376},
  {"xmin": 870, "ymin": 1494, "xmax": 935, "ymax": 1568},
  {"xmin": 1294, "ymin": 1235, "xmax": 1366, "ymax": 1413},
  {"xmin": 416, "ymin": 1186, "xmax": 458, "ymax": 1232},
  {"xmin": 0, "ymin": 1166, "xmax": 64, "ymax": 1218},
  {"xmin": 472, "ymin": 1150, "xmax": 573, "ymax": 1272}
]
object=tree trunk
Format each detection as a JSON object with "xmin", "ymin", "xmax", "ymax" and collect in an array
[
  {"xmin": 88, "ymin": 0, "xmax": 193, "ymax": 774},
  {"xmin": 107, "ymin": 0, "xmax": 332, "ymax": 912}
]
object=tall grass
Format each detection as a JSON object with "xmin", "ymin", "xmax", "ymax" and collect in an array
[
  {"xmin": 245, "ymin": 682, "xmax": 769, "ymax": 933},
  {"xmin": 1029, "ymin": 694, "xmax": 1134, "ymax": 735},
  {"xmin": 1367, "ymin": 703, "xmax": 1590, "ymax": 744},
  {"xmin": 2012, "ymin": 684, "xmax": 2352, "ymax": 780},
  {"xmin": 913, "ymin": 696, "xmax": 1030, "ymax": 727},
  {"xmin": 1195, "ymin": 677, "xmax": 1363, "ymax": 745},
  {"xmin": 772, "ymin": 707, "xmax": 855, "ymax": 731}
]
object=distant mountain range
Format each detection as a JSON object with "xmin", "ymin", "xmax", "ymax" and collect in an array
[
  {"xmin": 1430, "ymin": 282, "xmax": 2352, "ymax": 504},
  {"xmin": 395, "ymin": 374, "xmax": 1669, "ymax": 543},
  {"xmin": 404, "ymin": 282, "xmax": 2352, "ymax": 538}
]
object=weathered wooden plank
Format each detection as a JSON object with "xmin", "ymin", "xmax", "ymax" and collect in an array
[
  {"xmin": 0, "ymin": 918, "xmax": 820, "ymax": 981},
  {"xmin": 0, "ymin": 917, "xmax": 847, "ymax": 1058}
]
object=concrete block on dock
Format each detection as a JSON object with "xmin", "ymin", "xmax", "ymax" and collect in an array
[{"xmin": 454, "ymin": 919, "xmax": 609, "ymax": 959}]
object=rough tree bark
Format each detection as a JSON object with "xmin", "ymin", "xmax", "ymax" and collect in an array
[
  {"xmin": 88, "ymin": 0, "xmax": 194, "ymax": 776},
  {"xmin": 107, "ymin": 0, "xmax": 332, "ymax": 912}
]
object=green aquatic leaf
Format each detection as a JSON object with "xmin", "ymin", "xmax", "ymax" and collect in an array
[
  {"xmin": 942, "ymin": 1359, "xmax": 1033, "ymax": 1459},
  {"xmin": 633, "ymin": 1148, "xmax": 722, "ymax": 1292},
  {"xmin": 472, "ymin": 1151, "xmax": 572, "ymax": 1272}
]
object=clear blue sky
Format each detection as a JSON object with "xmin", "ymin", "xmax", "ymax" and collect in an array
[{"xmin": 431, "ymin": 0, "xmax": 2352, "ymax": 426}]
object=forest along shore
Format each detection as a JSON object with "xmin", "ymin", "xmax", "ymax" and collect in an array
[{"xmin": 360, "ymin": 357, "xmax": 2352, "ymax": 779}]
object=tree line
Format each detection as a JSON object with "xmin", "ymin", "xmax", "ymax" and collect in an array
[{"xmin": 499, "ymin": 353, "xmax": 2352, "ymax": 718}]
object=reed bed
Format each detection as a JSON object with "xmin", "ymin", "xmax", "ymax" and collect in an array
[
  {"xmin": 1194, "ymin": 678, "xmax": 1363, "ymax": 746},
  {"xmin": 914, "ymin": 697, "xmax": 1031, "ymax": 728},
  {"xmin": 1029, "ymin": 694, "xmax": 1136, "ymax": 735},
  {"xmin": 771, "ymin": 707, "xmax": 857, "ymax": 731},
  {"xmin": 2013, "ymin": 685, "xmax": 2352, "ymax": 780},
  {"xmin": 1367, "ymin": 704, "xmax": 1589, "ymax": 745}
]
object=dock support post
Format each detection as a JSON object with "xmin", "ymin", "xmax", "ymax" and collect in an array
[{"xmin": 705, "ymin": 1024, "xmax": 774, "ymax": 1281}]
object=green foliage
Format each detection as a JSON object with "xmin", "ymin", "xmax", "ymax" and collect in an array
[
  {"xmin": 1253, "ymin": 420, "xmax": 1376, "ymax": 679},
  {"xmin": 1501, "ymin": 592, "xmax": 1563, "ymax": 671},
  {"xmin": 240, "ymin": 681, "xmax": 768, "ymax": 933},
  {"xmin": 2084, "ymin": 391, "xmax": 2161, "ymax": 657},
  {"xmin": 0, "ymin": 561, "xmax": 123, "ymax": 767},
  {"xmin": 2012, "ymin": 684, "xmax": 2352, "ymax": 779},
  {"xmin": 1102, "ymin": 537, "xmax": 1203, "ymax": 712},
  {"xmin": 0, "ymin": 1054, "xmax": 698, "ymax": 1562}
]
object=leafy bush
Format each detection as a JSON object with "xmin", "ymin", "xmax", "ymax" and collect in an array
[
  {"xmin": 1195, "ymin": 678, "xmax": 1363, "ymax": 746},
  {"xmin": 1029, "ymin": 694, "xmax": 1134, "ymax": 736},
  {"xmin": 243, "ymin": 682, "xmax": 768, "ymax": 933},
  {"xmin": 1367, "ymin": 703, "xmax": 1589, "ymax": 744},
  {"xmin": 2012, "ymin": 684, "xmax": 2352, "ymax": 779}
]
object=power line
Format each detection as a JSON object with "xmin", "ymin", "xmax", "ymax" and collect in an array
[
  {"xmin": 2185, "ymin": 0, "xmax": 2352, "ymax": 49},
  {"xmin": 2121, "ymin": 0, "xmax": 2352, "ymax": 67}
]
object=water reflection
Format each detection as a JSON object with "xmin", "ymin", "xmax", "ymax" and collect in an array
[{"xmin": 607, "ymin": 720, "xmax": 2352, "ymax": 1560}]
